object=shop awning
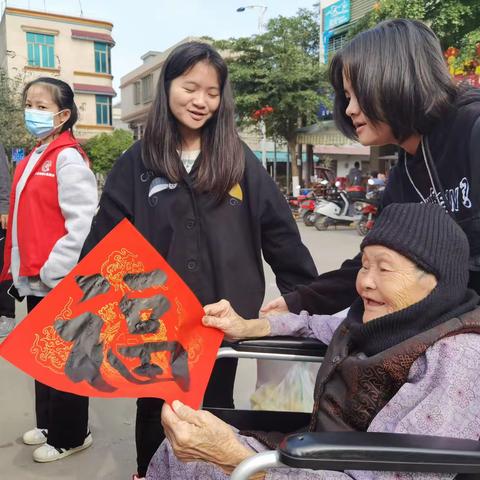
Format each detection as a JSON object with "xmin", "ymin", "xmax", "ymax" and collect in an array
[
  {"xmin": 296, "ymin": 121, "xmax": 353, "ymax": 146},
  {"xmin": 73, "ymin": 83, "xmax": 116, "ymax": 97}
]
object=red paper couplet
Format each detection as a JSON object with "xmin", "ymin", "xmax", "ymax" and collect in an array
[{"xmin": 0, "ymin": 219, "xmax": 224, "ymax": 409}]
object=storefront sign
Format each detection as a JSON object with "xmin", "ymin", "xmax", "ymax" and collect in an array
[{"xmin": 323, "ymin": 0, "xmax": 351, "ymax": 32}]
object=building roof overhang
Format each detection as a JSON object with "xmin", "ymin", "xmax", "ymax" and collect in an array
[
  {"xmin": 5, "ymin": 7, "xmax": 113, "ymax": 30},
  {"xmin": 73, "ymin": 83, "xmax": 116, "ymax": 97},
  {"xmin": 71, "ymin": 29, "xmax": 115, "ymax": 45}
]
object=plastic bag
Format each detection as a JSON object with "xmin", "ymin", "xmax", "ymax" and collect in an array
[{"xmin": 250, "ymin": 361, "xmax": 319, "ymax": 412}]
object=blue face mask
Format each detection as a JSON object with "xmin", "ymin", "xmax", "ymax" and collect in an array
[{"xmin": 24, "ymin": 109, "xmax": 63, "ymax": 138}]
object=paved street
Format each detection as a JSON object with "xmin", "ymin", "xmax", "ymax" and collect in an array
[{"xmin": 0, "ymin": 223, "xmax": 361, "ymax": 479}]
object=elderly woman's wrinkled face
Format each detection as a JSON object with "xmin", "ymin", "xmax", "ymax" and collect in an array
[{"xmin": 356, "ymin": 245, "xmax": 438, "ymax": 323}]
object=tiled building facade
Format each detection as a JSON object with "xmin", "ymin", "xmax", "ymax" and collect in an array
[{"xmin": 0, "ymin": 7, "xmax": 116, "ymax": 140}]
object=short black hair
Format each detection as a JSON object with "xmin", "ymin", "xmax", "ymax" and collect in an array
[
  {"xmin": 23, "ymin": 77, "xmax": 78, "ymax": 132},
  {"xmin": 329, "ymin": 19, "xmax": 457, "ymax": 142},
  {"xmin": 354, "ymin": 161, "xmax": 360, "ymax": 168}
]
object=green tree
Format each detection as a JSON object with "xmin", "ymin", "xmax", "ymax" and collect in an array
[
  {"xmin": 215, "ymin": 7, "xmax": 330, "ymax": 192},
  {"xmin": 349, "ymin": 0, "xmax": 480, "ymax": 69},
  {"xmin": 0, "ymin": 70, "xmax": 34, "ymax": 158},
  {"xmin": 83, "ymin": 129, "xmax": 133, "ymax": 174}
]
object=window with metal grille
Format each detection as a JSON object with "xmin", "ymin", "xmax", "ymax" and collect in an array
[
  {"xmin": 327, "ymin": 32, "xmax": 348, "ymax": 60},
  {"xmin": 142, "ymin": 75, "xmax": 153, "ymax": 103},
  {"xmin": 134, "ymin": 82, "xmax": 141, "ymax": 105},
  {"xmin": 26, "ymin": 32, "xmax": 55, "ymax": 68},
  {"xmin": 94, "ymin": 42, "xmax": 111, "ymax": 74},
  {"xmin": 96, "ymin": 95, "xmax": 112, "ymax": 125}
]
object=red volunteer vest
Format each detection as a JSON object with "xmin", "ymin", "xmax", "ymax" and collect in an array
[{"xmin": 0, "ymin": 131, "xmax": 89, "ymax": 281}]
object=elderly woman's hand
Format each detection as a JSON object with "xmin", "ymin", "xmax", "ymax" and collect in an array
[
  {"xmin": 260, "ymin": 296, "xmax": 289, "ymax": 317},
  {"xmin": 203, "ymin": 299, "xmax": 270, "ymax": 341},
  {"xmin": 161, "ymin": 400, "xmax": 256, "ymax": 474}
]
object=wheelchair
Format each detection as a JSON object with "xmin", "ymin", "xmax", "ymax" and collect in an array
[{"xmin": 203, "ymin": 337, "xmax": 480, "ymax": 480}]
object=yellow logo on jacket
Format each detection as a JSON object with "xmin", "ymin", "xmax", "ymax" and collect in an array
[{"xmin": 228, "ymin": 184, "xmax": 243, "ymax": 203}]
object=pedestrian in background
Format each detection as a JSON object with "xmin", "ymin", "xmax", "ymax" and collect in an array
[
  {"xmin": 346, "ymin": 160, "xmax": 362, "ymax": 186},
  {"xmin": 0, "ymin": 77, "xmax": 98, "ymax": 462},
  {"xmin": 262, "ymin": 18, "xmax": 480, "ymax": 317},
  {"xmin": 80, "ymin": 41, "xmax": 317, "ymax": 480},
  {"xmin": 0, "ymin": 143, "xmax": 15, "ymax": 337}
]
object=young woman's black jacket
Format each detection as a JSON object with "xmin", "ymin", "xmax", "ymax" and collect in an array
[
  {"xmin": 81, "ymin": 141, "xmax": 317, "ymax": 318},
  {"xmin": 284, "ymin": 89, "xmax": 480, "ymax": 315}
]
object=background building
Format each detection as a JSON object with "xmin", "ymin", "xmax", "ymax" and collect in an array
[
  {"xmin": 112, "ymin": 101, "xmax": 129, "ymax": 131},
  {"xmin": 0, "ymin": 6, "xmax": 115, "ymax": 141},
  {"xmin": 120, "ymin": 40, "xmax": 195, "ymax": 140},
  {"xmin": 319, "ymin": 0, "xmax": 376, "ymax": 64}
]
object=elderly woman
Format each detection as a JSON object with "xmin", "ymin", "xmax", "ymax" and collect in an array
[{"xmin": 147, "ymin": 203, "xmax": 480, "ymax": 480}]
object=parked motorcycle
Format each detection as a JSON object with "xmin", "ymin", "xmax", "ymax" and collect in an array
[
  {"xmin": 314, "ymin": 183, "xmax": 363, "ymax": 231},
  {"xmin": 356, "ymin": 199, "xmax": 378, "ymax": 236},
  {"xmin": 300, "ymin": 197, "xmax": 317, "ymax": 226},
  {"xmin": 286, "ymin": 194, "xmax": 307, "ymax": 219},
  {"xmin": 356, "ymin": 180, "xmax": 385, "ymax": 236}
]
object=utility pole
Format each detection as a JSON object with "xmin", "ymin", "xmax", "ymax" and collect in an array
[
  {"xmin": 236, "ymin": 5, "xmax": 268, "ymax": 33},
  {"xmin": 237, "ymin": 5, "xmax": 269, "ymax": 169},
  {"xmin": 319, "ymin": 1, "xmax": 324, "ymax": 64}
]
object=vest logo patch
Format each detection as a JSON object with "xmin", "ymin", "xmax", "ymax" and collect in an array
[
  {"xmin": 34, "ymin": 160, "xmax": 55, "ymax": 178},
  {"xmin": 34, "ymin": 159, "xmax": 54, "ymax": 178},
  {"xmin": 41, "ymin": 160, "xmax": 52, "ymax": 172}
]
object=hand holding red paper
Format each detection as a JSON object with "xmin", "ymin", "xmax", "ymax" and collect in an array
[
  {"xmin": 202, "ymin": 299, "xmax": 271, "ymax": 341},
  {"xmin": 0, "ymin": 219, "xmax": 224, "ymax": 409},
  {"xmin": 161, "ymin": 400, "xmax": 253, "ymax": 470}
]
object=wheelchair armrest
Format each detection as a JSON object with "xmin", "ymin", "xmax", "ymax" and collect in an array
[
  {"xmin": 217, "ymin": 337, "xmax": 327, "ymax": 362},
  {"xmin": 234, "ymin": 337, "xmax": 328, "ymax": 356},
  {"xmin": 232, "ymin": 432, "xmax": 480, "ymax": 480},
  {"xmin": 279, "ymin": 431, "xmax": 480, "ymax": 473}
]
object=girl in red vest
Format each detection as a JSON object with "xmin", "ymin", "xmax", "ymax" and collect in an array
[{"xmin": 1, "ymin": 77, "xmax": 98, "ymax": 462}]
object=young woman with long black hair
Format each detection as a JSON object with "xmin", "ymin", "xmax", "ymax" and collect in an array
[{"xmin": 80, "ymin": 41, "xmax": 317, "ymax": 479}]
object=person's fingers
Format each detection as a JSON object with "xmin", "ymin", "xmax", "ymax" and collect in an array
[
  {"xmin": 202, "ymin": 315, "xmax": 228, "ymax": 329},
  {"xmin": 161, "ymin": 402, "xmax": 180, "ymax": 429},
  {"xmin": 162, "ymin": 404, "xmax": 192, "ymax": 448},
  {"xmin": 259, "ymin": 300, "xmax": 278, "ymax": 313},
  {"xmin": 162, "ymin": 422, "xmax": 176, "ymax": 444},
  {"xmin": 260, "ymin": 297, "xmax": 287, "ymax": 315},
  {"xmin": 172, "ymin": 400, "xmax": 203, "ymax": 427},
  {"xmin": 203, "ymin": 299, "xmax": 231, "ymax": 316}
]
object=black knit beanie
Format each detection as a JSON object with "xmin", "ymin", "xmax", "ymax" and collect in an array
[{"xmin": 361, "ymin": 202, "xmax": 469, "ymax": 289}]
